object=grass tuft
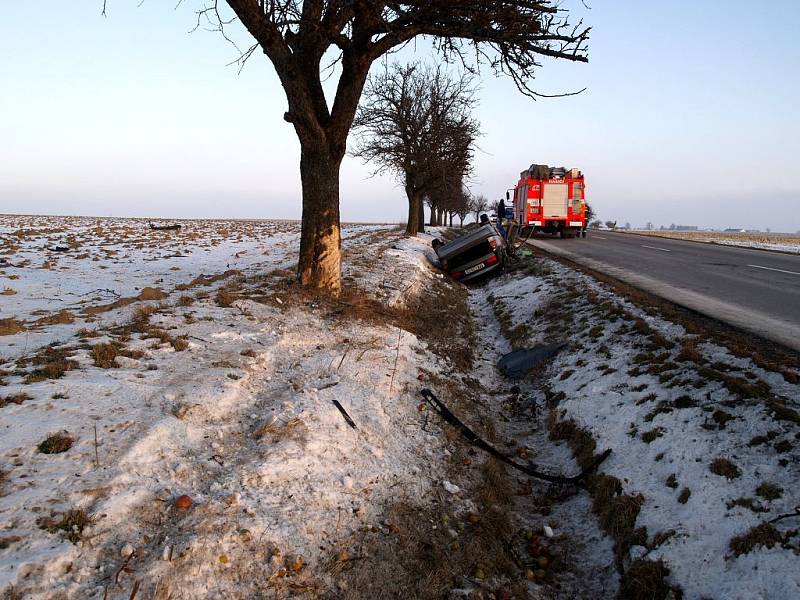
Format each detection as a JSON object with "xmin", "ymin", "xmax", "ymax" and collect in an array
[
  {"xmin": 92, "ymin": 343, "xmax": 118, "ymax": 368},
  {"xmin": 710, "ymin": 457, "xmax": 741, "ymax": 480},
  {"xmin": 729, "ymin": 523, "xmax": 782, "ymax": 557},
  {"xmin": 38, "ymin": 432, "xmax": 74, "ymax": 454},
  {"xmin": 36, "ymin": 508, "xmax": 92, "ymax": 544}
]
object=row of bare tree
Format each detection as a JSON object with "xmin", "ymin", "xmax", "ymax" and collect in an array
[
  {"xmin": 352, "ymin": 63, "xmax": 479, "ymax": 235},
  {"xmin": 117, "ymin": 1, "xmax": 590, "ymax": 291}
]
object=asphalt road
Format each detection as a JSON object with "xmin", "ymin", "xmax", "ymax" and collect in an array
[{"xmin": 527, "ymin": 231, "xmax": 800, "ymax": 352}]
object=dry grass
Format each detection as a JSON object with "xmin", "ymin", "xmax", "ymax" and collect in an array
[
  {"xmin": 37, "ymin": 432, "xmax": 74, "ymax": 454},
  {"xmin": 0, "ymin": 318, "xmax": 25, "ymax": 336},
  {"xmin": 766, "ymin": 399, "xmax": 800, "ymax": 425},
  {"xmin": 729, "ymin": 523, "xmax": 783, "ymax": 557},
  {"xmin": 641, "ymin": 428, "xmax": 663, "ymax": 443},
  {"xmin": 253, "ymin": 417, "xmax": 307, "ymax": 444},
  {"xmin": 177, "ymin": 294, "xmax": 194, "ymax": 306},
  {"xmin": 726, "ymin": 497, "xmax": 769, "ymax": 513},
  {"xmin": 36, "ymin": 508, "xmax": 92, "ymax": 544},
  {"xmin": 175, "ymin": 269, "xmax": 243, "ymax": 291},
  {"xmin": 676, "ymin": 338, "xmax": 704, "ymax": 363},
  {"xmin": 22, "ymin": 346, "xmax": 79, "ymax": 383},
  {"xmin": 137, "ymin": 286, "xmax": 168, "ymax": 301},
  {"xmin": 92, "ymin": 342, "xmax": 118, "ymax": 368},
  {"xmin": 338, "ymin": 460, "xmax": 517, "ymax": 600},
  {"xmin": 214, "ymin": 287, "xmax": 239, "ymax": 307},
  {"xmin": 618, "ymin": 559, "xmax": 673, "ymax": 600},
  {"xmin": 33, "ymin": 310, "xmax": 75, "ymax": 326},
  {"xmin": 130, "ymin": 304, "xmax": 157, "ymax": 332},
  {"xmin": 756, "ymin": 482, "xmax": 783, "ymax": 501},
  {"xmin": 81, "ymin": 296, "xmax": 137, "ymax": 316},
  {"xmin": 171, "ymin": 336, "xmax": 189, "ymax": 352},
  {"xmin": 76, "ymin": 327, "xmax": 100, "ymax": 339},
  {"xmin": 0, "ymin": 392, "xmax": 32, "ymax": 408},
  {"xmin": 710, "ymin": 457, "xmax": 741, "ymax": 480}
]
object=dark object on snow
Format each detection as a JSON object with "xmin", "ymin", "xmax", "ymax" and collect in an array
[
  {"xmin": 769, "ymin": 506, "xmax": 800, "ymax": 524},
  {"xmin": 51, "ymin": 246, "xmax": 70, "ymax": 252},
  {"xmin": 149, "ymin": 222, "xmax": 182, "ymax": 231},
  {"xmin": 498, "ymin": 343, "xmax": 566, "ymax": 379},
  {"xmin": 420, "ymin": 388, "xmax": 611, "ymax": 485},
  {"xmin": 433, "ymin": 224, "xmax": 506, "ymax": 283},
  {"xmin": 332, "ymin": 399, "xmax": 357, "ymax": 429}
]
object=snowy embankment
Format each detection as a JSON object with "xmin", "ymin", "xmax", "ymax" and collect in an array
[
  {"xmin": 487, "ymin": 252, "xmax": 800, "ymax": 599},
  {"xmin": 2, "ymin": 217, "xmax": 462, "ymax": 598},
  {"xmin": 3, "ymin": 216, "xmax": 797, "ymax": 599}
]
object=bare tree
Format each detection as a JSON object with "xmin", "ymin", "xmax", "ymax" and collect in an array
[
  {"xmin": 471, "ymin": 194, "xmax": 489, "ymax": 223},
  {"xmin": 456, "ymin": 188, "xmax": 471, "ymax": 227},
  {"xmin": 176, "ymin": 1, "xmax": 590, "ymax": 290},
  {"xmin": 352, "ymin": 63, "xmax": 478, "ymax": 236}
]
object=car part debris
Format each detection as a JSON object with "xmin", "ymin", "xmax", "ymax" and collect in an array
[
  {"xmin": 420, "ymin": 388, "xmax": 611, "ymax": 485},
  {"xmin": 332, "ymin": 399, "xmax": 357, "ymax": 429},
  {"xmin": 498, "ymin": 343, "xmax": 566, "ymax": 379},
  {"xmin": 768, "ymin": 506, "xmax": 800, "ymax": 525},
  {"xmin": 149, "ymin": 222, "xmax": 182, "ymax": 231}
]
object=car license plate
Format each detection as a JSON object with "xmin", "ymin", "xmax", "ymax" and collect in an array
[{"xmin": 464, "ymin": 263, "xmax": 486, "ymax": 275}]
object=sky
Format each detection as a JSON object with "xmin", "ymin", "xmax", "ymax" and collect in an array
[{"xmin": 1, "ymin": 1, "xmax": 799, "ymax": 231}]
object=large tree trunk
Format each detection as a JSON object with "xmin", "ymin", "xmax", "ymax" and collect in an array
[
  {"xmin": 429, "ymin": 206, "xmax": 437, "ymax": 227},
  {"xmin": 405, "ymin": 188, "xmax": 422, "ymax": 236},
  {"xmin": 417, "ymin": 198, "xmax": 425, "ymax": 233},
  {"xmin": 297, "ymin": 144, "xmax": 343, "ymax": 291}
]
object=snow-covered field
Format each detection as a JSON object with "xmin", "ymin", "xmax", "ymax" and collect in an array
[
  {"xmin": 487, "ymin": 251, "xmax": 800, "ymax": 599},
  {"xmin": 628, "ymin": 230, "xmax": 800, "ymax": 254},
  {"xmin": 2, "ymin": 216, "xmax": 459, "ymax": 598},
  {"xmin": 0, "ymin": 215, "xmax": 383, "ymax": 357},
  {"xmin": 2, "ymin": 215, "xmax": 798, "ymax": 599}
]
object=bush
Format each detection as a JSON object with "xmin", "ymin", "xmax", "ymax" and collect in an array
[{"xmin": 92, "ymin": 343, "xmax": 119, "ymax": 368}]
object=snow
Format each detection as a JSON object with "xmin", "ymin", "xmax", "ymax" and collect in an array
[
  {"xmin": 2, "ymin": 217, "xmax": 452, "ymax": 598},
  {"xmin": 487, "ymin": 253, "xmax": 800, "ymax": 599},
  {"xmin": 2, "ymin": 216, "xmax": 797, "ymax": 598},
  {"xmin": 0, "ymin": 215, "xmax": 383, "ymax": 358}
]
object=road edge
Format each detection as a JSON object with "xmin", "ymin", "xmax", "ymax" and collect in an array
[{"xmin": 527, "ymin": 239, "xmax": 800, "ymax": 353}]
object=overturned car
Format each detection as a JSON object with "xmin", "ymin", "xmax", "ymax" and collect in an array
[{"xmin": 433, "ymin": 224, "xmax": 507, "ymax": 282}]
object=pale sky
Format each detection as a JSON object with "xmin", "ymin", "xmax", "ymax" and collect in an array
[{"xmin": 2, "ymin": 1, "xmax": 799, "ymax": 231}]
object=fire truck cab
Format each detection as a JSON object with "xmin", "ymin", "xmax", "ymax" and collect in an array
[{"xmin": 512, "ymin": 164, "xmax": 586, "ymax": 238}]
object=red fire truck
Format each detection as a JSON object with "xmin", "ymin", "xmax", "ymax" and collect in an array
[{"xmin": 511, "ymin": 164, "xmax": 587, "ymax": 238}]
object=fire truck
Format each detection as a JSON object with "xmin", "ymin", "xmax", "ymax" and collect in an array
[{"xmin": 511, "ymin": 164, "xmax": 587, "ymax": 238}]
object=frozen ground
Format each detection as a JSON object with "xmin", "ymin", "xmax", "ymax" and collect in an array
[
  {"xmin": 1, "ymin": 217, "xmax": 614, "ymax": 600},
  {"xmin": 487, "ymin": 251, "xmax": 800, "ymax": 599},
  {"xmin": 0, "ymin": 215, "xmax": 381, "ymax": 357},
  {"xmin": 2, "ymin": 217, "xmax": 798, "ymax": 599}
]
